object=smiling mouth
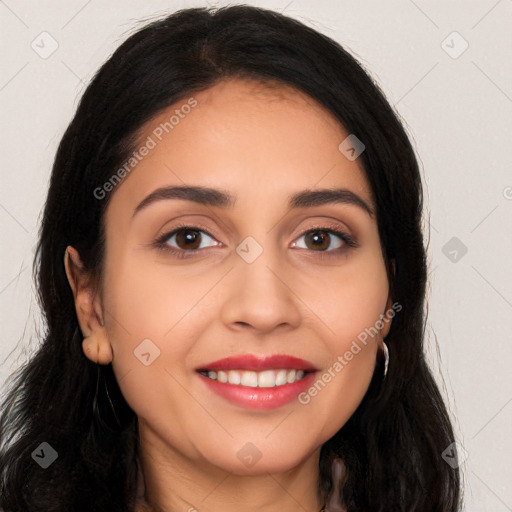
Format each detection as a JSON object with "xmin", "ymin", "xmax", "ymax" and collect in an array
[{"xmin": 197, "ymin": 368, "xmax": 310, "ymax": 388}]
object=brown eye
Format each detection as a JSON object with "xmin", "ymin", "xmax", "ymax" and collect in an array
[
  {"xmin": 293, "ymin": 229, "xmax": 348, "ymax": 252},
  {"xmin": 174, "ymin": 228, "xmax": 202, "ymax": 250},
  {"xmin": 304, "ymin": 230, "xmax": 331, "ymax": 251},
  {"xmin": 163, "ymin": 227, "xmax": 219, "ymax": 251}
]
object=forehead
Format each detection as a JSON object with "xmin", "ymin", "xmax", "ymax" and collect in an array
[{"xmin": 106, "ymin": 77, "xmax": 373, "ymax": 218}]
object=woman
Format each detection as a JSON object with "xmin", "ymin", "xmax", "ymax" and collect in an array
[{"xmin": 0, "ymin": 5, "xmax": 461, "ymax": 511}]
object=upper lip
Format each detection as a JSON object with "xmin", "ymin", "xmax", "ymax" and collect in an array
[{"xmin": 196, "ymin": 354, "xmax": 318, "ymax": 372}]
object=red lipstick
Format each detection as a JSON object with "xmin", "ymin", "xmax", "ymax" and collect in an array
[
  {"xmin": 196, "ymin": 354, "xmax": 318, "ymax": 372},
  {"xmin": 195, "ymin": 354, "xmax": 318, "ymax": 410}
]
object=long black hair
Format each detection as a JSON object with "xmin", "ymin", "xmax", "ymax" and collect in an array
[{"xmin": 0, "ymin": 5, "xmax": 461, "ymax": 511}]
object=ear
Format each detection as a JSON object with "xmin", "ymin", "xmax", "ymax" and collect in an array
[{"xmin": 64, "ymin": 246, "xmax": 112, "ymax": 365}]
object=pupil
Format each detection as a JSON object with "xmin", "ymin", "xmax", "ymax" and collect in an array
[
  {"xmin": 308, "ymin": 230, "xmax": 328, "ymax": 250},
  {"xmin": 178, "ymin": 229, "xmax": 200, "ymax": 249}
]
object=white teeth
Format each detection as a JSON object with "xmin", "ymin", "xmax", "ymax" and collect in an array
[
  {"xmin": 258, "ymin": 370, "xmax": 275, "ymax": 388},
  {"xmin": 241, "ymin": 371, "xmax": 258, "ymax": 387},
  {"xmin": 228, "ymin": 370, "xmax": 241, "ymax": 385},
  {"xmin": 202, "ymin": 369, "xmax": 308, "ymax": 387},
  {"xmin": 275, "ymin": 369, "xmax": 288, "ymax": 386},
  {"xmin": 286, "ymin": 369, "xmax": 296, "ymax": 383}
]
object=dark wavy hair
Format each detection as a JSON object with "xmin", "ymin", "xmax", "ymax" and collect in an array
[{"xmin": 0, "ymin": 5, "xmax": 461, "ymax": 511}]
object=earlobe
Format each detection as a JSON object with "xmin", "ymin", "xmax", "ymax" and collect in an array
[
  {"xmin": 64, "ymin": 246, "xmax": 111, "ymax": 365},
  {"xmin": 82, "ymin": 333, "xmax": 113, "ymax": 365}
]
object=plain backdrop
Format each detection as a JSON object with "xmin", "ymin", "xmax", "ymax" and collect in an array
[{"xmin": 1, "ymin": 1, "xmax": 511, "ymax": 510}]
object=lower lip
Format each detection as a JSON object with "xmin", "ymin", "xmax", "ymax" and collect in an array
[{"xmin": 197, "ymin": 371, "xmax": 317, "ymax": 410}]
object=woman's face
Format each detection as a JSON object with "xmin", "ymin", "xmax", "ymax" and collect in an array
[{"xmin": 94, "ymin": 78, "xmax": 392, "ymax": 474}]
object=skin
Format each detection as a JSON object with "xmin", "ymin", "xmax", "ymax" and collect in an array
[{"xmin": 65, "ymin": 77, "xmax": 393, "ymax": 512}]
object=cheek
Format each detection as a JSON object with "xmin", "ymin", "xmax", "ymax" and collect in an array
[
  {"xmin": 304, "ymin": 249, "xmax": 389, "ymax": 344},
  {"xmin": 102, "ymin": 246, "xmax": 220, "ymax": 348},
  {"xmin": 294, "ymin": 251, "xmax": 389, "ymax": 430},
  {"xmin": 100, "ymin": 249, "xmax": 220, "ymax": 412}
]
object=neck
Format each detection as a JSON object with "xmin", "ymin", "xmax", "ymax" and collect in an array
[{"xmin": 136, "ymin": 422, "xmax": 324, "ymax": 512}]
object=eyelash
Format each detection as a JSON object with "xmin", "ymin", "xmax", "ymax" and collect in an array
[{"xmin": 153, "ymin": 222, "xmax": 358, "ymax": 260}]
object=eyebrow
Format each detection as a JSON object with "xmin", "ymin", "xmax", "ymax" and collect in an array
[{"xmin": 132, "ymin": 185, "xmax": 374, "ymax": 218}]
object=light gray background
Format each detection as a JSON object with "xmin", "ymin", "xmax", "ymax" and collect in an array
[{"xmin": 1, "ymin": 1, "xmax": 511, "ymax": 510}]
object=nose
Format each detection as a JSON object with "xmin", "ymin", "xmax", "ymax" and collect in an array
[{"xmin": 219, "ymin": 242, "xmax": 302, "ymax": 335}]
